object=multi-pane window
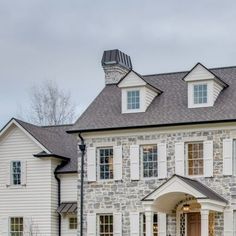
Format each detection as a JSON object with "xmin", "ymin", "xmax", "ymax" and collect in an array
[
  {"xmin": 142, "ymin": 145, "xmax": 158, "ymax": 178},
  {"xmin": 99, "ymin": 214, "xmax": 113, "ymax": 236},
  {"xmin": 142, "ymin": 213, "xmax": 158, "ymax": 236},
  {"xmin": 187, "ymin": 142, "xmax": 204, "ymax": 176},
  {"xmin": 233, "ymin": 140, "xmax": 236, "ymax": 175},
  {"xmin": 11, "ymin": 161, "xmax": 21, "ymax": 185},
  {"xmin": 127, "ymin": 90, "xmax": 140, "ymax": 110},
  {"xmin": 10, "ymin": 217, "xmax": 23, "ymax": 236},
  {"xmin": 193, "ymin": 84, "xmax": 208, "ymax": 104},
  {"xmin": 69, "ymin": 217, "xmax": 77, "ymax": 230},
  {"xmin": 99, "ymin": 148, "xmax": 113, "ymax": 180}
]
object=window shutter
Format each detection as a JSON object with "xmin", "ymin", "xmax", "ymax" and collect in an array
[
  {"xmin": 175, "ymin": 142, "xmax": 185, "ymax": 175},
  {"xmin": 224, "ymin": 209, "xmax": 233, "ymax": 236},
  {"xmin": 114, "ymin": 146, "xmax": 123, "ymax": 180},
  {"xmin": 24, "ymin": 217, "xmax": 31, "ymax": 235},
  {"xmin": 113, "ymin": 213, "xmax": 122, "ymax": 236},
  {"xmin": 21, "ymin": 161, "xmax": 27, "ymax": 186},
  {"xmin": 130, "ymin": 212, "xmax": 139, "ymax": 236},
  {"xmin": 6, "ymin": 161, "xmax": 11, "ymax": 187},
  {"xmin": 204, "ymin": 140, "xmax": 213, "ymax": 177},
  {"xmin": 158, "ymin": 213, "xmax": 166, "ymax": 236},
  {"xmin": 0, "ymin": 217, "xmax": 8, "ymax": 235},
  {"xmin": 130, "ymin": 145, "xmax": 140, "ymax": 180},
  {"xmin": 87, "ymin": 213, "xmax": 96, "ymax": 236},
  {"xmin": 87, "ymin": 147, "xmax": 96, "ymax": 182},
  {"xmin": 158, "ymin": 143, "xmax": 167, "ymax": 179},
  {"xmin": 223, "ymin": 139, "xmax": 233, "ymax": 176}
]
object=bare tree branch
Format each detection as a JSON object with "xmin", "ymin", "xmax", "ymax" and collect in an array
[{"xmin": 28, "ymin": 80, "xmax": 76, "ymax": 125}]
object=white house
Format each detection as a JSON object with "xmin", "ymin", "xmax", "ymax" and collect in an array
[
  {"xmin": 68, "ymin": 49, "xmax": 236, "ymax": 236},
  {"xmin": 0, "ymin": 118, "xmax": 78, "ymax": 236}
]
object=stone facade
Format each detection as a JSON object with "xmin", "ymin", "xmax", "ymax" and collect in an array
[{"xmin": 78, "ymin": 125, "xmax": 236, "ymax": 235}]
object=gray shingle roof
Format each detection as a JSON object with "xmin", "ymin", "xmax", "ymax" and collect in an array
[
  {"xmin": 70, "ymin": 65, "xmax": 236, "ymax": 132},
  {"xmin": 15, "ymin": 119, "xmax": 77, "ymax": 173}
]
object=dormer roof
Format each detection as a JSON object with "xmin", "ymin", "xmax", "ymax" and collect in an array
[{"xmin": 182, "ymin": 62, "xmax": 228, "ymax": 88}]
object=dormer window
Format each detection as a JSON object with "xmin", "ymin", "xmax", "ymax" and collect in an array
[
  {"xmin": 183, "ymin": 63, "xmax": 228, "ymax": 108},
  {"xmin": 193, "ymin": 84, "xmax": 208, "ymax": 105},
  {"xmin": 127, "ymin": 90, "xmax": 140, "ymax": 110}
]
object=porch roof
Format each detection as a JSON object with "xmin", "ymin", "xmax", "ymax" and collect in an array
[
  {"xmin": 57, "ymin": 202, "xmax": 77, "ymax": 214},
  {"xmin": 142, "ymin": 174, "xmax": 227, "ymax": 203}
]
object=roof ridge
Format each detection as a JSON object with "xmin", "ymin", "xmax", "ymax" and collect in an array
[
  {"xmin": 41, "ymin": 124, "xmax": 73, "ymax": 128},
  {"xmin": 143, "ymin": 64, "xmax": 236, "ymax": 78}
]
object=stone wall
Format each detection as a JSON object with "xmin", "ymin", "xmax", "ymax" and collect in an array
[{"xmin": 78, "ymin": 127, "xmax": 236, "ymax": 235}]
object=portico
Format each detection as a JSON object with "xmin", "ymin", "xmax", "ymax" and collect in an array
[{"xmin": 142, "ymin": 175, "xmax": 227, "ymax": 236}]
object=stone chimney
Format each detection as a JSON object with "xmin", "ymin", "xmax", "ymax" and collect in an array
[{"xmin": 101, "ymin": 49, "xmax": 132, "ymax": 84}]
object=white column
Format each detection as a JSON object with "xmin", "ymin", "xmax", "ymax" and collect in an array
[
  {"xmin": 145, "ymin": 212, "xmax": 153, "ymax": 236},
  {"xmin": 201, "ymin": 209, "xmax": 209, "ymax": 236}
]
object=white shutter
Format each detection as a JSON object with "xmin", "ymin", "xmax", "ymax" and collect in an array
[
  {"xmin": 130, "ymin": 145, "xmax": 140, "ymax": 180},
  {"xmin": 87, "ymin": 213, "xmax": 96, "ymax": 236},
  {"xmin": 113, "ymin": 213, "xmax": 122, "ymax": 236},
  {"xmin": 158, "ymin": 213, "xmax": 166, "ymax": 236},
  {"xmin": 223, "ymin": 139, "xmax": 233, "ymax": 176},
  {"xmin": 130, "ymin": 212, "xmax": 139, "ymax": 236},
  {"xmin": 23, "ymin": 217, "xmax": 32, "ymax": 235},
  {"xmin": 87, "ymin": 147, "xmax": 96, "ymax": 182},
  {"xmin": 114, "ymin": 146, "xmax": 123, "ymax": 180},
  {"xmin": 158, "ymin": 143, "xmax": 167, "ymax": 179},
  {"xmin": 6, "ymin": 161, "xmax": 11, "ymax": 187},
  {"xmin": 21, "ymin": 161, "xmax": 27, "ymax": 186},
  {"xmin": 0, "ymin": 217, "xmax": 9, "ymax": 235},
  {"xmin": 175, "ymin": 142, "xmax": 185, "ymax": 175},
  {"xmin": 204, "ymin": 140, "xmax": 213, "ymax": 177},
  {"xmin": 224, "ymin": 209, "xmax": 233, "ymax": 236}
]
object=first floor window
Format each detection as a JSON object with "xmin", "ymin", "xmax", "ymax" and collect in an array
[
  {"xmin": 11, "ymin": 161, "xmax": 21, "ymax": 185},
  {"xmin": 193, "ymin": 84, "xmax": 208, "ymax": 104},
  {"xmin": 99, "ymin": 148, "xmax": 114, "ymax": 180},
  {"xmin": 99, "ymin": 214, "xmax": 113, "ymax": 236},
  {"xmin": 10, "ymin": 217, "xmax": 23, "ymax": 236},
  {"xmin": 233, "ymin": 140, "xmax": 236, "ymax": 175},
  {"xmin": 127, "ymin": 90, "xmax": 140, "ymax": 110},
  {"xmin": 69, "ymin": 216, "xmax": 77, "ymax": 230},
  {"xmin": 142, "ymin": 145, "xmax": 158, "ymax": 178},
  {"xmin": 142, "ymin": 213, "xmax": 158, "ymax": 236},
  {"xmin": 187, "ymin": 142, "xmax": 204, "ymax": 176}
]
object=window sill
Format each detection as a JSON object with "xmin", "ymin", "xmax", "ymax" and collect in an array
[{"xmin": 6, "ymin": 184, "xmax": 26, "ymax": 189}]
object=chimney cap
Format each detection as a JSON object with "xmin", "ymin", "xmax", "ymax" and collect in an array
[{"xmin": 102, "ymin": 49, "xmax": 132, "ymax": 70}]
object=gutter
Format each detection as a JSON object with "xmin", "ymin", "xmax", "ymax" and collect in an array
[
  {"xmin": 54, "ymin": 161, "xmax": 68, "ymax": 236},
  {"xmin": 67, "ymin": 119, "xmax": 236, "ymax": 134},
  {"xmin": 78, "ymin": 133, "xmax": 86, "ymax": 236}
]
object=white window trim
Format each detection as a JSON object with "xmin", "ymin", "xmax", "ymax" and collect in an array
[
  {"xmin": 10, "ymin": 160, "xmax": 23, "ymax": 188},
  {"xmin": 188, "ymin": 81, "xmax": 213, "ymax": 108},
  {"xmin": 185, "ymin": 141, "xmax": 204, "ymax": 178},
  {"xmin": 97, "ymin": 147, "xmax": 114, "ymax": 181},
  {"xmin": 68, "ymin": 215, "xmax": 77, "ymax": 231},
  {"xmin": 140, "ymin": 144, "xmax": 158, "ymax": 180}
]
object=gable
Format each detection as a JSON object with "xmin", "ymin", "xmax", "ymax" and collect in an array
[
  {"xmin": 184, "ymin": 64, "xmax": 215, "ymax": 82},
  {"xmin": 118, "ymin": 70, "xmax": 146, "ymax": 88}
]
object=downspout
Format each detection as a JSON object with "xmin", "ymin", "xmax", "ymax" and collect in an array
[
  {"xmin": 78, "ymin": 133, "xmax": 86, "ymax": 236},
  {"xmin": 54, "ymin": 161, "xmax": 67, "ymax": 236}
]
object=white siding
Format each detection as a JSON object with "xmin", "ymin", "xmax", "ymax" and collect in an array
[
  {"xmin": 0, "ymin": 125, "xmax": 60, "ymax": 236},
  {"xmin": 145, "ymin": 87, "xmax": 157, "ymax": 108},
  {"xmin": 184, "ymin": 64, "xmax": 215, "ymax": 81},
  {"xmin": 61, "ymin": 215, "xmax": 77, "ymax": 236},
  {"xmin": 213, "ymin": 81, "xmax": 223, "ymax": 103},
  {"xmin": 60, "ymin": 174, "xmax": 77, "ymax": 202},
  {"xmin": 118, "ymin": 71, "xmax": 146, "ymax": 88}
]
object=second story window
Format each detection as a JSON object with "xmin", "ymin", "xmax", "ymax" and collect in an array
[
  {"xmin": 11, "ymin": 161, "xmax": 21, "ymax": 185},
  {"xmin": 186, "ymin": 142, "xmax": 204, "ymax": 176},
  {"xmin": 142, "ymin": 145, "xmax": 158, "ymax": 178},
  {"xmin": 127, "ymin": 90, "xmax": 140, "ymax": 110},
  {"xmin": 193, "ymin": 84, "xmax": 208, "ymax": 105},
  {"xmin": 99, "ymin": 148, "xmax": 113, "ymax": 180}
]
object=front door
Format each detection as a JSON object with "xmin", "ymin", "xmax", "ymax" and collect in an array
[{"xmin": 187, "ymin": 212, "xmax": 201, "ymax": 236}]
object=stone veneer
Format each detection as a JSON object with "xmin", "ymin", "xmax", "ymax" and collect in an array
[{"xmin": 77, "ymin": 127, "xmax": 236, "ymax": 236}]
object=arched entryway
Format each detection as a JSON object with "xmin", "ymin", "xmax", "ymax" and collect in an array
[{"xmin": 141, "ymin": 175, "xmax": 227, "ymax": 236}]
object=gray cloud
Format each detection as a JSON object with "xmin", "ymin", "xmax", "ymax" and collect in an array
[{"xmin": 1, "ymin": 0, "xmax": 236, "ymax": 127}]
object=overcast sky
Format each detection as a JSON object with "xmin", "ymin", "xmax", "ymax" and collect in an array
[{"xmin": 1, "ymin": 0, "xmax": 236, "ymax": 127}]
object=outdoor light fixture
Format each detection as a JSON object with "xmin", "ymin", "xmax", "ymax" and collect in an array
[{"xmin": 182, "ymin": 194, "xmax": 190, "ymax": 213}]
